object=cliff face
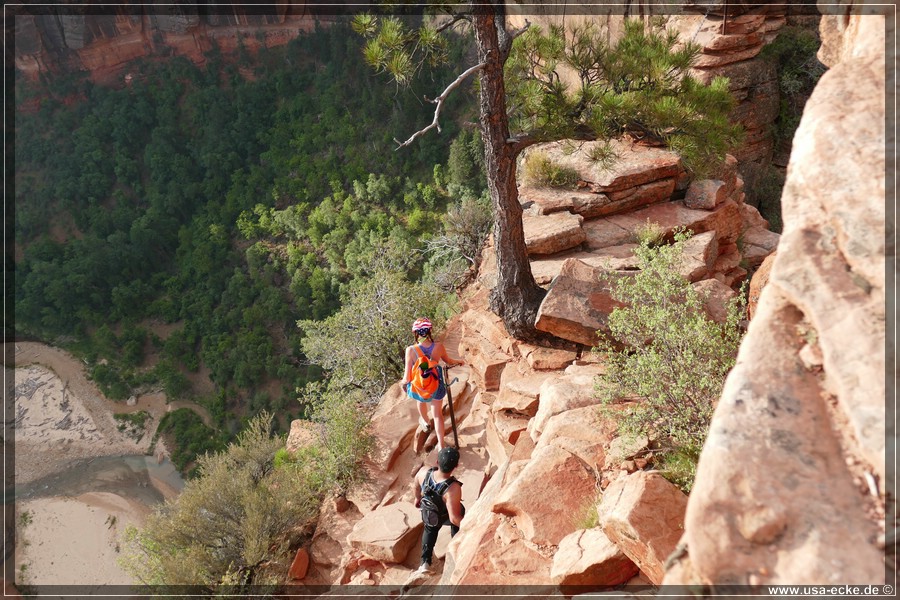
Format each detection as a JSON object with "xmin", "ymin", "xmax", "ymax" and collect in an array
[
  {"xmin": 12, "ymin": 6, "xmax": 330, "ymax": 85},
  {"xmin": 666, "ymin": 3, "xmax": 890, "ymax": 587}
]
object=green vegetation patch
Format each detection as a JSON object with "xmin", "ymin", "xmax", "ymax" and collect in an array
[{"xmin": 594, "ymin": 230, "xmax": 746, "ymax": 493}]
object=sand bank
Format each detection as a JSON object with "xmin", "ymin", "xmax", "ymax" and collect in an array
[{"xmin": 7, "ymin": 342, "xmax": 184, "ymax": 590}]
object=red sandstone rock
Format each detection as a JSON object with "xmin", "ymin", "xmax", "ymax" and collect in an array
[
  {"xmin": 347, "ymin": 502, "xmax": 422, "ymax": 564},
  {"xmin": 685, "ymin": 179, "xmax": 729, "ymax": 210},
  {"xmin": 492, "ymin": 444, "xmax": 598, "ymax": 546},
  {"xmin": 747, "ymin": 252, "xmax": 775, "ymax": 320},
  {"xmin": 534, "ymin": 259, "xmax": 629, "ymax": 347},
  {"xmin": 583, "ymin": 218, "xmax": 634, "ymax": 250},
  {"xmin": 289, "ymin": 547, "xmax": 310, "ymax": 580},
  {"xmin": 523, "ymin": 212, "xmax": 586, "ymax": 256},
  {"xmin": 598, "ymin": 471, "xmax": 688, "ymax": 585},
  {"xmin": 740, "ymin": 225, "xmax": 780, "ymax": 268},
  {"xmin": 551, "ymin": 528, "xmax": 639, "ymax": 587},
  {"xmin": 679, "ymin": 231, "xmax": 719, "ymax": 282},
  {"xmin": 528, "ymin": 366, "xmax": 601, "ymax": 442},
  {"xmin": 520, "ymin": 186, "xmax": 612, "ymax": 217},
  {"xmin": 518, "ymin": 343, "xmax": 579, "ymax": 371},
  {"xmin": 495, "ymin": 370, "xmax": 550, "ymax": 417},
  {"xmin": 692, "ymin": 278, "xmax": 738, "ymax": 324}
]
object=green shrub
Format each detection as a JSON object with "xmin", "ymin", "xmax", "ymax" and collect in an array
[
  {"xmin": 595, "ymin": 230, "xmax": 745, "ymax": 490},
  {"xmin": 633, "ymin": 219, "xmax": 666, "ymax": 248},
  {"xmin": 760, "ymin": 26, "xmax": 825, "ymax": 149},
  {"xmin": 298, "ymin": 269, "xmax": 452, "ymax": 405},
  {"xmin": 574, "ymin": 494, "xmax": 600, "ymax": 530},
  {"xmin": 522, "ymin": 151, "xmax": 580, "ymax": 188},
  {"xmin": 658, "ymin": 446, "xmax": 701, "ymax": 494},
  {"xmin": 586, "ymin": 140, "xmax": 620, "ymax": 172},
  {"xmin": 120, "ymin": 412, "xmax": 322, "ymax": 591},
  {"xmin": 114, "ymin": 411, "xmax": 150, "ymax": 440}
]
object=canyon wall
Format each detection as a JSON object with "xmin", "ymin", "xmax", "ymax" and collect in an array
[
  {"xmin": 665, "ymin": 1, "xmax": 891, "ymax": 587},
  {"xmin": 11, "ymin": 5, "xmax": 334, "ymax": 86}
]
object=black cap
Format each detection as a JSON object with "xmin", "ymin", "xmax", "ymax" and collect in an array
[{"xmin": 438, "ymin": 447, "xmax": 460, "ymax": 473}]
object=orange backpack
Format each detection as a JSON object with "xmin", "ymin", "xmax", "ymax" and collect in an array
[{"xmin": 410, "ymin": 345, "xmax": 441, "ymax": 400}]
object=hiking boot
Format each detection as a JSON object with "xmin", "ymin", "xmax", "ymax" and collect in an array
[{"xmin": 416, "ymin": 562, "xmax": 432, "ymax": 575}]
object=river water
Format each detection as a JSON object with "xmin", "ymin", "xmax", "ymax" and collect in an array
[{"xmin": 11, "ymin": 454, "xmax": 185, "ymax": 505}]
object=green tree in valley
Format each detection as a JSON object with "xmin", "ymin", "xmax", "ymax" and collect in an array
[{"xmin": 354, "ymin": 8, "xmax": 741, "ymax": 341}]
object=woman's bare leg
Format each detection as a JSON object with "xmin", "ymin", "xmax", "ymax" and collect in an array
[
  {"xmin": 417, "ymin": 400, "xmax": 430, "ymax": 430},
  {"xmin": 430, "ymin": 400, "xmax": 446, "ymax": 450}
]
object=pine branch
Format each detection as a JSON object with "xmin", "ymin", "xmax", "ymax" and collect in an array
[{"xmin": 394, "ymin": 62, "xmax": 486, "ymax": 149}]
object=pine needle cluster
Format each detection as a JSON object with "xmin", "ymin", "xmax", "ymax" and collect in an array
[{"xmin": 506, "ymin": 20, "xmax": 743, "ymax": 176}]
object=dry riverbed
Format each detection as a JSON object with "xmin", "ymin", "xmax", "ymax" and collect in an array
[{"xmin": 6, "ymin": 342, "xmax": 184, "ymax": 588}]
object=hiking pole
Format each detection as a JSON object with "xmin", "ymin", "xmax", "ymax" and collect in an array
[{"xmin": 442, "ymin": 366, "xmax": 460, "ymax": 450}]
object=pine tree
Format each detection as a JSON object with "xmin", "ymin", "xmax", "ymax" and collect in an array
[{"xmin": 353, "ymin": 6, "xmax": 741, "ymax": 342}]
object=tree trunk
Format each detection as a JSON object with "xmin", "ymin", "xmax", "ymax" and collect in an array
[{"xmin": 472, "ymin": 7, "xmax": 549, "ymax": 343}]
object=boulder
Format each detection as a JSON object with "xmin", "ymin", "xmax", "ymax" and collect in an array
[
  {"xmin": 600, "ymin": 178, "xmax": 676, "ymax": 213},
  {"xmin": 740, "ymin": 225, "xmax": 780, "ymax": 268},
  {"xmin": 487, "ymin": 540, "xmax": 553, "ymax": 583},
  {"xmin": 534, "ymin": 259, "xmax": 628, "ymax": 347},
  {"xmin": 598, "ymin": 471, "xmax": 688, "ymax": 585},
  {"xmin": 551, "ymin": 528, "xmax": 639, "ymax": 587},
  {"xmin": 528, "ymin": 368, "xmax": 601, "ymax": 442},
  {"xmin": 602, "ymin": 434, "xmax": 649, "ymax": 471},
  {"xmin": 492, "ymin": 444, "xmax": 598, "ymax": 546},
  {"xmin": 346, "ymin": 502, "xmax": 422, "ymax": 564},
  {"xmin": 533, "ymin": 140, "xmax": 683, "ymax": 193},
  {"xmin": 583, "ymin": 218, "xmax": 634, "ymax": 250},
  {"xmin": 523, "ymin": 212, "xmax": 586, "ymax": 256},
  {"xmin": 534, "ymin": 404, "xmax": 617, "ymax": 461},
  {"xmin": 520, "ymin": 186, "xmax": 614, "ymax": 218},
  {"xmin": 518, "ymin": 343, "xmax": 579, "ymax": 371},
  {"xmin": 692, "ymin": 43, "xmax": 764, "ymax": 68},
  {"xmin": 463, "ymin": 336, "xmax": 512, "ymax": 392},
  {"xmin": 367, "ymin": 384, "xmax": 421, "ymax": 472},
  {"xmin": 603, "ymin": 199, "xmax": 744, "ymax": 247},
  {"xmin": 692, "ymin": 278, "xmax": 738, "ymax": 324},
  {"xmin": 678, "ymin": 231, "xmax": 719, "ymax": 282},
  {"xmin": 490, "ymin": 409, "xmax": 529, "ymax": 447},
  {"xmin": 530, "ymin": 249, "xmax": 604, "ymax": 286},
  {"xmin": 289, "ymin": 548, "xmax": 310, "ymax": 580},
  {"xmin": 440, "ymin": 460, "xmax": 510, "ymax": 585},
  {"xmin": 460, "ymin": 308, "xmax": 516, "ymax": 356},
  {"xmin": 684, "ymin": 179, "xmax": 729, "ymax": 210},
  {"xmin": 495, "ymin": 371, "xmax": 551, "ymax": 417}
]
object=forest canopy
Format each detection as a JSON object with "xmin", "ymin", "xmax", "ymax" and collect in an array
[{"xmin": 14, "ymin": 21, "xmax": 486, "ymax": 448}]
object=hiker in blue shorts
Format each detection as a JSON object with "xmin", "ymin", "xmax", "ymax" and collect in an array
[{"xmin": 401, "ymin": 317, "xmax": 464, "ymax": 451}]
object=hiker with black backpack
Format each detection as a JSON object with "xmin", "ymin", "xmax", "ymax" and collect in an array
[
  {"xmin": 413, "ymin": 447, "xmax": 465, "ymax": 575},
  {"xmin": 401, "ymin": 318, "xmax": 464, "ymax": 452}
]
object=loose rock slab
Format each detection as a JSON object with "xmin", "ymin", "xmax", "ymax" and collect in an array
[
  {"xmin": 598, "ymin": 471, "xmax": 688, "ymax": 585},
  {"xmin": 551, "ymin": 528, "xmax": 638, "ymax": 587},
  {"xmin": 347, "ymin": 502, "xmax": 423, "ymax": 564},
  {"xmin": 535, "ymin": 258, "xmax": 628, "ymax": 347}
]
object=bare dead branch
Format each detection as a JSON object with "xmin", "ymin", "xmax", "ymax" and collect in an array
[
  {"xmin": 394, "ymin": 61, "xmax": 487, "ymax": 149},
  {"xmin": 509, "ymin": 19, "xmax": 531, "ymax": 40},
  {"xmin": 435, "ymin": 13, "xmax": 469, "ymax": 34}
]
